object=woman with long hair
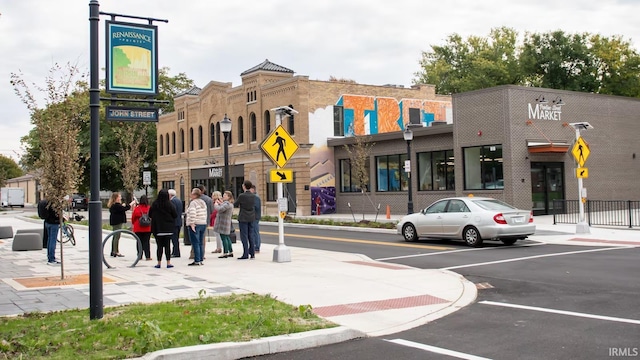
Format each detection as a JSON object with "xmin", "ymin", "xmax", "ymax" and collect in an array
[
  {"xmin": 149, "ymin": 189, "xmax": 177, "ymax": 268},
  {"xmin": 131, "ymin": 195, "xmax": 152, "ymax": 261},
  {"xmin": 108, "ymin": 192, "xmax": 134, "ymax": 257}
]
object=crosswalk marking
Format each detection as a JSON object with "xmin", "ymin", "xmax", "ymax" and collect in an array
[{"xmin": 385, "ymin": 339, "xmax": 493, "ymax": 360}]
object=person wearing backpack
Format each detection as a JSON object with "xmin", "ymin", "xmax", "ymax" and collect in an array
[{"xmin": 131, "ymin": 195, "xmax": 152, "ymax": 261}]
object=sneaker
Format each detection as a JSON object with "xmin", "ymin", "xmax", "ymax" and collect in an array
[
  {"xmin": 167, "ymin": 264, "xmax": 174, "ymax": 268},
  {"xmin": 154, "ymin": 264, "xmax": 161, "ymax": 269},
  {"xmin": 47, "ymin": 261, "xmax": 61, "ymax": 266},
  {"xmin": 188, "ymin": 261, "xmax": 200, "ymax": 266},
  {"xmin": 199, "ymin": 262, "xmax": 204, "ymax": 265}
]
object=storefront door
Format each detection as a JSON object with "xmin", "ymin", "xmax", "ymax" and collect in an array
[{"xmin": 531, "ymin": 162, "xmax": 565, "ymax": 215}]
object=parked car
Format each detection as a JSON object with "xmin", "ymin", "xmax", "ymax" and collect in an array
[
  {"xmin": 70, "ymin": 193, "xmax": 88, "ymax": 211},
  {"xmin": 397, "ymin": 196, "xmax": 535, "ymax": 247}
]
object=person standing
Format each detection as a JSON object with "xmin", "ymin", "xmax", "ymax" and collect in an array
[
  {"xmin": 42, "ymin": 199, "xmax": 61, "ymax": 265},
  {"xmin": 210, "ymin": 191, "xmax": 224, "ymax": 254},
  {"xmin": 168, "ymin": 189, "xmax": 183, "ymax": 258},
  {"xmin": 131, "ymin": 195, "xmax": 152, "ymax": 261},
  {"xmin": 190, "ymin": 185, "xmax": 213, "ymax": 259},
  {"xmin": 213, "ymin": 190, "xmax": 234, "ymax": 258},
  {"xmin": 235, "ymin": 180, "xmax": 256, "ymax": 260},
  {"xmin": 250, "ymin": 185, "xmax": 262, "ymax": 253},
  {"xmin": 186, "ymin": 188, "xmax": 208, "ymax": 266},
  {"xmin": 108, "ymin": 192, "xmax": 134, "ymax": 257},
  {"xmin": 149, "ymin": 189, "xmax": 178, "ymax": 268},
  {"xmin": 37, "ymin": 198, "xmax": 49, "ymax": 249}
]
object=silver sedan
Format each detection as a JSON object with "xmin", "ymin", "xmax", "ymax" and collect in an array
[{"xmin": 397, "ymin": 197, "xmax": 535, "ymax": 247}]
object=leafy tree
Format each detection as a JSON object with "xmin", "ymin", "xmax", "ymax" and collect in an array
[
  {"xmin": 11, "ymin": 62, "xmax": 86, "ymax": 277},
  {"xmin": 343, "ymin": 135, "xmax": 375, "ymax": 219},
  {"xmin": 0, "ymin": 155, "xmax": 23, "ymax": 187}
]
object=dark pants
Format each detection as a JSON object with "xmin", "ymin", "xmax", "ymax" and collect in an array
[
  {"xmin": 156, "ymin": 235, "xmax": 172, "ymax": 262},
  {"xmin": 238, "ymin": 221, "xmax": 255, "ymax": 258},
  {"xmin": 136, "ymin": 232, "xmax": 152, "ymax": 259},
  {"xmin": 171, "ymin": 225, "xmax": 181, "ymax": 256}
]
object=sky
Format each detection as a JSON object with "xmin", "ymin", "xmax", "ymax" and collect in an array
[{"xmin": 1, "ymin": 0, "xmax": 639, "ymax": 163}]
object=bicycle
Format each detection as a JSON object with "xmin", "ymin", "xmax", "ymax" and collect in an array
[{"xmin": 58, "ymin": 214, "xmax": 76, "ymax": 246}]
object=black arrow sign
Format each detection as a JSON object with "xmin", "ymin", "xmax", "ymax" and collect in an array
[
  {"xmin": 276, "ymin": 171, "xmax": 288, "ymax": 180},
  {"xmin": 580, "ymin": 170, "xmax": 585, "ymax": 176}
]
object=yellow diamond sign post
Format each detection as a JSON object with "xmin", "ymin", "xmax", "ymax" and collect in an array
[
  {"xmin": 260, "ymin": 125, "xmax": 299, "ymax": 168},
  {"xmin": 571, "ymin": 136, "xmax": 590, "ymax": 168}
]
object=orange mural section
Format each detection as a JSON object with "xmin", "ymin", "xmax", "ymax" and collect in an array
[
  {"xmin": 343, "ymin": 95, "xmax": 375, "ymax": 135},
  {"xmin": 424, "ymin": 101, "xmax": 449, "ymax": 122},
  {"xmin": 376, "ymin": 97, "xmax": 401, "ymax": 133}
]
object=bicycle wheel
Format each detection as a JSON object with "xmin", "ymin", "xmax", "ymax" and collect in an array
[{"xmin": 61, "ymin": 224, "xmax": 76, "ymax": 246}]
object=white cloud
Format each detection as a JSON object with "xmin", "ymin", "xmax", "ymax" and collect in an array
[{"xmin": 1, "ymin": 0, "xmax": 638, "ymax": 163}]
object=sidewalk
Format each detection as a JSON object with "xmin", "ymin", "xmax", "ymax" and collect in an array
[{"xmin": 1, "ymin": 212, "xmax": 638, "ymax": 359}]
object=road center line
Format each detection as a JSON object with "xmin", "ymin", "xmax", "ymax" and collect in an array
[
  {"xmin": 385, "ymin": 339, "xmax": 493, "ymax": 360},
  {"xmin": 479, "ymin": 301, "xmax": 640, "ymax": 325},
  {"xmin": 260, "ymin": 231, "xmax": 453, "ymax": 250},
  {"xmin": 441, "ymin": 246, "xmax": 631, "ymax": 270}
]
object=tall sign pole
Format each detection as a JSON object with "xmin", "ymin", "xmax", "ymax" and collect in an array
[
  {"xmin": 569, "ymin": 122, "xmax": 593, "ymax": 235},
  {"xmin": 88, "ymin": 0, "xmax": 103, "ymax": 320}
]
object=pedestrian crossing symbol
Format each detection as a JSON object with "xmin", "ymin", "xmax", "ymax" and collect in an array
[
  {"xmin": 261, "ymin": 125, "xmax": 299, "ymax": 168},
  {"xmin": 571, "ymin": 136, "xmax": 590, "ymax": 168}
]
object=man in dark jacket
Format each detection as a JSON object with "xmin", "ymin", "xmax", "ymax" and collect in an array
[
  {"xmin": 37, "ymin": 198, "xmax": 49, "ymax": 249},
  {"xmin": 168, "ymin": 189, "xmax": 183, "ymax": 257},
  {"xmin": 250, "ymin": 185, "xmax": 262, "ymax": 253},
  {"xmin": 235, "ymin": 180, "xmax": 256, "ymax": 259},
  {"xmin": 40, "ymin": 199, "xmax": 61, "ymax": 265}
]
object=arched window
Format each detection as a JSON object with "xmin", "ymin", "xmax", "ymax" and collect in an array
[
  {"xmin": 215, "ymin": 122, "xmax": 221, "ymax": 147},
  {"xmin": 264, "ymin": 110, "xmax": 271, "ymax": 135},
  {"xmin": 189, "ymin": 127, "xmax": 194, "ymax": 151},
  {"xmin": 159, "ymin": 134, "xmax": 164, "ymax": 155},
  {"xmin": 198, "ymin": 126, "xmax": 203, "ymax": 150},
  {"xmin": 165, "ymin": 132, "xmax": 170, "ymax": 155},
  {"xmin": 238, "ymin": 116, "xmax": 244, "ymax": 144},
  {"xmin": 209, "ymin": 123, "xmax": 215, "ymax": 148},
  {"xmin": 250, "ymin": 112, "xmax": 257, "ymax": 142},
  {"xmin": 180, "ymin": 129, "xmax": 185, "ymax": 153}
]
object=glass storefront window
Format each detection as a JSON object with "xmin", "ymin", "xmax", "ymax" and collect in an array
[{"xmin": 463, "ymin": 145, "xmax": 503, "ymax": 190}]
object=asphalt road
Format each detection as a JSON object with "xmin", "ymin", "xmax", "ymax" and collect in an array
[{"xmin": 254, "ymin": 223, "xmax": 640, "ymax": 360}]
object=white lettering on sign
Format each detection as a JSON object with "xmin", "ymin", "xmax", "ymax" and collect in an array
[
  {"xmin": 528, "ymin": 103, "xmax": 562, "ymax": 121},
  {"xmin": 208, "ymin": 168, "xmax": 223, "ymax": 178}
]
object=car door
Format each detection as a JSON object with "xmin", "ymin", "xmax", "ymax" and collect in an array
[
  {"xmin": 440, "ymin": 199, "xmax": 471, "ymax": 236},
  {"xmin": 419, "ymin": 200, "xmax": 448, "ymax": 236}
]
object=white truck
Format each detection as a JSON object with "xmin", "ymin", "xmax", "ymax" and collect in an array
[{"xmin": 1, "ymin": 187, "xmax": 25, "ymax": 208}]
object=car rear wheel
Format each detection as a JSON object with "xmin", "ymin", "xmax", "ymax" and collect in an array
[
  {"xmin": 402, "ymin": 224, "xmax": 418, "ymax": 242},
  {"xmin": 501, "ymin": 238, "xmax": 518, "ymax": 246},
  {"xmin": 463, "ymin": 226, "xmax": 483, "ymax": 247}
]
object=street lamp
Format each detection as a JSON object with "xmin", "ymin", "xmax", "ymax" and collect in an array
[
  {"xmin": 220, "ymin": 114, "xmax": 232, "ymax": 191},
  {"xmin": 403, "ymin": 124, "xmax": 414, "ymax": 214},
  {"xmin": 569, "ymin": 122, "xmax": 594, "ymax": 234}
]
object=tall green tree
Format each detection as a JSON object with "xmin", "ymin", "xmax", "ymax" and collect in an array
[{"xmin": 0, "ymin": 155, "xmax": 23, "ymax": 187}]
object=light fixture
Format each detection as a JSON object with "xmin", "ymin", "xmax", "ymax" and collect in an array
[
  {"xmin": 552, "ymin": 96, "xmax": 564, "ymax": 105},
  {"xmin": 535, "ymin": 95, "xmax": 548, "ymax": 104},
  {"xmin": 221, "ymin": 114, "xmax": 232, "ymax": 191}
]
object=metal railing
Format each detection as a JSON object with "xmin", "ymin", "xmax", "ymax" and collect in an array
[{"xmin": 553, "ymin": 200, "xmax": 640, "ymax": 228}]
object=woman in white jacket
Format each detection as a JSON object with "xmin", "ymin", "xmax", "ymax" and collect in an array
[{"xmin": 186, "ymin": 188, "xmax": 208, "ymax": 266}]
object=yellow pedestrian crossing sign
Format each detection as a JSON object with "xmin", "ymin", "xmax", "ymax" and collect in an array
[
  {"xmin": 571, "ymin": 136, "xmax": 590, "ymax": 167},
  {"xmin": 576, "ymin": 167, "xmax": 588, "ymax": 179},
  {"xmin": 261, "ymin": 125, "xmax": 299, "ymax": 168}
]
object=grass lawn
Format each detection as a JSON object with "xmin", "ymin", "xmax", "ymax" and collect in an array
[{"xmin": 0, "ymin": 293, "xmax": 335, "ymax": 359}]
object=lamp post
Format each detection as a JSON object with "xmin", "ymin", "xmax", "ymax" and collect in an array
[
  {"xmin": 220, "ymin": 114, "xmax": 232, "ymax": 191},
  {"xmin": 142, "ymin": 161, "xmax": 150, "ymax": 197},
  {"xmin": 403, "ymin": 125, "xmax": 414, "ymax": 214}
]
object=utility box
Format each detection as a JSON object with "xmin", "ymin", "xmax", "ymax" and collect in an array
[{"xmin": 1, "ymin": 188, "xmax": 25, "ymax": 208}]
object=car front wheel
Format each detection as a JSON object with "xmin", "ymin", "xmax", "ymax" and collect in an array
[
  {"xmin": 402, "ymin": 224, "xmax": 418, "ymax": 242},
  {"xmin": 463, "ymin": 226, "xmax": 483, "ymax": 247}
]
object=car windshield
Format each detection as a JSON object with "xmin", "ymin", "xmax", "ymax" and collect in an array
[{"xmin": 472, "ymin": 199, "xmax": 516, "ymax": 211}]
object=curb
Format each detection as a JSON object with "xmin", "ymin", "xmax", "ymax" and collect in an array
[{"xmin": 134, "ymin": 326, "xmax": 366, "ymax": 360}]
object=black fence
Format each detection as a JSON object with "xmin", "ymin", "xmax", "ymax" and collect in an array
[{"xmin": 553, "ymin": 200, "xmax": 640, "ymax": 228}]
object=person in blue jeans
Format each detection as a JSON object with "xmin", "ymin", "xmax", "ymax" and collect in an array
[
  {"xmin": 186, "ymin": 188, "xmax": 208, "ymax": 266},
  {"xmin": 250, "ymin": 185, "xmax": 262, "ymax": 253},
  {"xmin": 42, "ymin": 199, "xmax": 61, "ymax": 265}
]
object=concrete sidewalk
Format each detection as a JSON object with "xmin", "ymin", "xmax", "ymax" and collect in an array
[{"xmin": 1, "ymin": 211, "xmax": 638, "ymax": 359}]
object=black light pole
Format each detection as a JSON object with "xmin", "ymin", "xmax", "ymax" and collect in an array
[
  {"xmin": 403, "ymin": 125, "xmax": 414, "ymax": 214},
  {"xmin": 220, "ymin": 114, "xmax": 232, "ymax": 191}
]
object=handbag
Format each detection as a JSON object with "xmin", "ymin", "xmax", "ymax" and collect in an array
[{"xmin": 229, "ymin": 225, "xmax": 236, "ymax": 243}]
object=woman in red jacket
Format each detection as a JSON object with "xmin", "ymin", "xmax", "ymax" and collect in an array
[{"xmin": 131, "ymin": 195, "xmax": 152, "ymax": 261}]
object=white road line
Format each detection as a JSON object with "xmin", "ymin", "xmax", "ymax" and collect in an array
[
  {"xmin": 376, "ymin": 243, "xmax": 545, "ymax": 261},
  {"xmin": 385, "ymin": 339, "xmax": 493, "ymax": 360},
  {"xmin": 441, "ymin": 246, "xmax": 631, "ymax": 270},
  {"xmin": 480, "ymin": 301, "xmax": 640, "ymax": 325}
]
